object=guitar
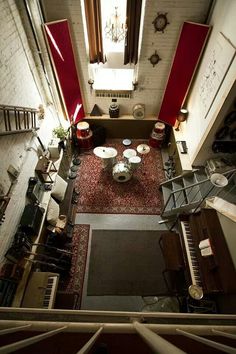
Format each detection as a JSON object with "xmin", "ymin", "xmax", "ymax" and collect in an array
[{"xmin": 0, "ymin": 182, "xmax": 15, "ymax": 225}]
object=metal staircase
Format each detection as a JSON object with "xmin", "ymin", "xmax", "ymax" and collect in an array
[
  {"xmin": 160, "ymin": 168, "xmax": 236, "ymax": 218},
  {"xmin": 0, "ymin": 104, "xmax": 40, "ymax": 136}
]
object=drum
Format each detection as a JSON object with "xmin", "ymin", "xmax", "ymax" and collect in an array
[
  {"xmin": 77, "ymin": 121, "xmax": 90, "ymax": 138},
  {"xmin": 77, "ymin": 131, "xmax": 93, "ymax": 150},
  {"xmin": 123, "ymin": 148, "xmax": 137, "ymax": 162},
  {"xmin": 113, "ymin": 162, "xmax": 132, "ymax": 183},
  {"xmin": 129, "ymin": 156, "xmax": 141, "ymax": 171},
  {"xmin": 149, "ymin": 121, "xmax": 165, "ymax": 148},
  {"xmin": 154, "ymin": 122, "xmax": 165, "ymax": 134}
]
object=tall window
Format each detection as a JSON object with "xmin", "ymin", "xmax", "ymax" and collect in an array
[{"xmin": 83, "ymin": 0, "xmax": 143, "ymax": 90}]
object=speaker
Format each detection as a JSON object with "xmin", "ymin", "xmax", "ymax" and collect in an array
[{"xmin": 20, "ymin": 204, "xmax": 45, "ymax": 236}]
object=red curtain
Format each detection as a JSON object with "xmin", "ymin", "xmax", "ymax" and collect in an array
[
  {"xmin": 44, "ymin": 20, "xmax": 85, "ymax": 123},
  {"xmin": 158, "ymin": 22, "xmax": 211, "ymax": 126}
]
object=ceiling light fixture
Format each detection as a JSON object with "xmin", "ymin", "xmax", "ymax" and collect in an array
[{"xmin": 104, "ymin": 7, "xmax": 127, "ymax": 43}]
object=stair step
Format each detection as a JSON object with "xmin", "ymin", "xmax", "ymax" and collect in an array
[
  {"xmin": 161, "ymin": 184, "xmax": 175, "ymax": 211},
  {"xmin": 194, "ymin": 170, "xmax": 218, "ymax": 197},
  {"xmin": 183, "ymin": 175, "xmax": 202, "ymax": 203},
  {"xmin": 172, "ymin": 180, "xmax": 187, "ymax": 207}
]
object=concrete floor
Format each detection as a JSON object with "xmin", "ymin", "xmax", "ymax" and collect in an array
[{"xmin": 75, "ymin": 213, "xmax": 170, "ymax": 312}]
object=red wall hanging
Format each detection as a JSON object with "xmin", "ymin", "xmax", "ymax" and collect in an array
[
  {"xmin": 158, "ymin": 22, "xmax": 211, "ymax": 126},
  {"xmin": 44, "ymin": 20, "xmax": 85, "ymax": 124}
]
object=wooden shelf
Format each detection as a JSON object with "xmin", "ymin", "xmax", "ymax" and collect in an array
[
  {"xmin": 84, "ymin": 115, "xmax": 157, "ymax": 139},
  {"xmin": 85, "ymin": 114, "xmax": 157, "ymax": 121}
]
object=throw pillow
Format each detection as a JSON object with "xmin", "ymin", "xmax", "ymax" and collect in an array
[
  {"xmin": 51, "ymin": 175, "xmax": 68, "ymax": 202},
  {"xmin": 47, "ymin": 197, "xmax": 60, "ymax": 226}
]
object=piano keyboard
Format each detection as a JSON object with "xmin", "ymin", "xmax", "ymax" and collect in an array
[
  {"xmin": 43, "ymin": 275, "xmax": 59, "ymax": 309},
  {"xmin": 180, "ymin": 220, "xmax": 202, "ymax": 287}
]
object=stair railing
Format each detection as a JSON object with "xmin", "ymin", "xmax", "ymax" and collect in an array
[
  {"xmin": 0, "ymin": 104, "xmax": 40, "ymax": 136},
  {"xmin": 161, "ymin": 177, "xmax": 209, "ymax": 217},
  {"xmin": 161, "ymin": 169, "xmax": 236, "ymax": 217},
  {"xmin": 0, "ymin": 312, "xmax": 236, "ymax": 354}
]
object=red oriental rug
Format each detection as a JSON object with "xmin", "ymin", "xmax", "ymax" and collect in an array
[
  {"xmin": 75, "ymin": 139, "xmax": 165, "ymax": 215},
  {"xmin": 58, "ymin": 224, "xmax": 90, "ymax": 306}
]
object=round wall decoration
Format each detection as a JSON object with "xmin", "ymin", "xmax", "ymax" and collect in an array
[
  {"xmin": 133, "ymin": 104, "xmax": 145, "ymax": 119},
  {"xmin": 148, "ymin": 50, "xmax": 161, "ymax": 67},
  {"xmin": 152, "ymin": 12, "xmax": 169, "ymax": 33}
]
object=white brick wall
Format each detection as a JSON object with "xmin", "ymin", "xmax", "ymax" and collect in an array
[{"xmin": 0, "ymin": 0, "xmax": 58, "ymax": 264}]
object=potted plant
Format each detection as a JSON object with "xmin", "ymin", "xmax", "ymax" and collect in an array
[{"xmin": 52, "ymin": 126, "xmax": 68, "ymax": 151}]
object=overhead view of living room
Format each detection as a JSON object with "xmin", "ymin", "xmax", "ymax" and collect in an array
[{"xmin": 0, "ymin": 0, "xmax": 236, "ymax": 353}]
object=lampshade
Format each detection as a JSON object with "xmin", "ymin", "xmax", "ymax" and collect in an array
[
  {"xmin": 177, "ymin": 108, "xmax": 188, "ymax": 122},
  {"xmin": 175, "ymin": 108, "xmax": 188, "ymax": 131},
  {"xmin": 210, "ymin": 173, "xmax": 228, "ymax": 187}
]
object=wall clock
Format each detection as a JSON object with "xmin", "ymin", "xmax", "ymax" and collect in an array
[
  {"xmin": 148, "ymin": 50, "xmax": 161, "ymax": 67},
  {"xmin": 152, "ymin": 12, "xmax": 169, "ymax": 33}
]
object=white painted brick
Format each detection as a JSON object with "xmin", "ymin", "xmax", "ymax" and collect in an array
[{"xmin": 0, "ymin": 0, "xmax": 60, "ymax": 265}]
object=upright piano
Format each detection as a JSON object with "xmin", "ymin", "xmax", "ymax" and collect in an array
[{"xmin": 179, "ymin": 208, "xmax": 236, "ymax": 295}]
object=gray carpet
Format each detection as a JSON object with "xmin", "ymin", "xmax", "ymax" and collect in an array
[{"xmin": 87, "ymin": 230, "xmax": 168, "ymax": 296}]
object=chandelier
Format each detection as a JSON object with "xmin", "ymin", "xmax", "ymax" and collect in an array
[{"xmin": 104, "ymin": 7, "xmax": 127, "ymax": 43}]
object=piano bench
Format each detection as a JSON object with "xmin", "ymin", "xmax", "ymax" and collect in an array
[
  {"xmin": 159, "ymin": 232, "xmax": 185, "ymax": 295},
  {"xmin": 159, "ymin": 231, "xmax": 184, "ymax": 271}
]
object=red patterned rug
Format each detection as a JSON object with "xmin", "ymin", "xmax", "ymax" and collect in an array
[
  {"xmin": 75, "ymin": 139, "xmax": 165, "ymax": 214},
  {"xmin": 58, "ymin": 224, "xmax": 90, "ymax": 305}
]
